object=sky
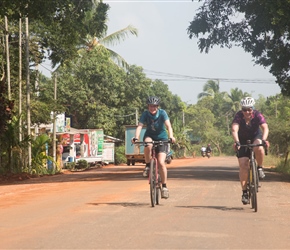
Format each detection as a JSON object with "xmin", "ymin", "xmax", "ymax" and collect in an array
[{"xmin": 100, "ymin": 0, "xmax": 281, "ymax": 104}]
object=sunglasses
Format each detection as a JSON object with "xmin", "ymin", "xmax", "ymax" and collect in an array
[
  {"xmin": 149, "ymin": 105, "xmax": 158, "ymax": 108},
  {"xmin": 242, "ymin": 108, "xmax": 253, "ymax": 112}
]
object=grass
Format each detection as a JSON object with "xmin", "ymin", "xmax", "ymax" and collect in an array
[
  {"xmin": 264, "ymin": 154, "xmax": 281, "ymax": 168},
  {"xmin": 264, "ymin": 154, "xmax": 290, "ymax": 175}
]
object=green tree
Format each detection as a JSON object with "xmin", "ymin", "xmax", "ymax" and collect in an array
[
  {"xmin": 197, "ymin": 80, "xmax": 230, "ymax": 131},
  {"xmin": 197, "ymin": 80, "xmax": 229, "ymax": 114},
  {"xmin": 264, "ymin": 95, "xmax": 290, "ymax": 157},
  {"xmin": 51, "ymin": 47, "xmax": 125, "ymax": 132},
  {"xmin": 185, "ymin": 105, "xmax": 215, "ymax": 141},
  {"xmin": 0, "ymin": 0, "xmax": 109, "ymax": 67},
  {"xmin": 197, "ymin": 80, "xmax": 221, "ymax": 99},
  {"xmin": 0, "ymin": 115, "xmax": 30, "ymax": 174},
  {"xmin": 81, "ymin": 23, "xmax": 138, "ymax": 70},
  {"xmin": 0, "ymin": 0, "xmax": 109, "ymax": 152},
  {"xmin": 187, "ymin": 0, "xmax": 290, "ymax": 96},
  {"xmin": 226, "ymin": 88, "xmax": 251, "ymax": 113}
]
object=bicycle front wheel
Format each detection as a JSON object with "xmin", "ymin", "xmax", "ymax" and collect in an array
[
  {"xmin": 155, "ymin": 174, "xmax": 161, "ymax": 205},
  {"xmin": 251, "ymin": 160, "xmax": 258, "ymax": 212},
  {"xmin": 150, "ymin": 159, "xmax": 157, "ymax": 207}
]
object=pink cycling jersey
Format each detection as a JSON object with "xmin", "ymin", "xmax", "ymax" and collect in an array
[{"xmin": 232, "ymin": 110, "xmax": 266, "ymax": 141}]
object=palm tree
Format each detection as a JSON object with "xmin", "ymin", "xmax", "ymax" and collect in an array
[
  {"xmin": 197, "ymin": 80, "xmax": 221, "ymax": 99},
  {"xmin": 79, "ymin": 5, "xmax": 138, "ymax": 71},
  {"xmin": 84, "ymin": 25, "xmax": 138, "ymax": 70},
  {"xmin": 221, "ymin": 88, "xmax": 251, "ymax": 135},
  {"xmin": 227, "ymin": 88, "xmax": 251, "ymax": 113}
]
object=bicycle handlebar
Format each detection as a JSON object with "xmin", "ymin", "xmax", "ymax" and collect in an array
[
  {"xmin": 239, "ymin": 141, "xmax": 268, "ymax": 156},
  {"xmin": 132, "ymin": 139, "xmax": 172, "ymax": 146}
]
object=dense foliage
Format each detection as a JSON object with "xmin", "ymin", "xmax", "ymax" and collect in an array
[
  {"xmin": 187, "ymin": 0, "xmax": 290, "ymax": 96},
  {"xmin": 1, "ymin": 0, "xmax": 290, "ymax": 175}
]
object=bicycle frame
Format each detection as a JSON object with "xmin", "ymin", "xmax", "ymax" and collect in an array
[
  {"xmin": 239, "ymin": 140, "xmax": 267, "ymax": 212},
  {"xmin": 133, "ymin": 140, "xmax": 171, "ymax": 207},
  {"xmin": 149, "ymin": 145, "xmax": 160, "ymax": 207}
]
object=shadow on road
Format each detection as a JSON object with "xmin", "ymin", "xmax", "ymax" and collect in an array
[
  {"xmin": 176, "ymin": 205, "xmax": 244, "ymax": 211},
  {"xmin": 169, "ymin": 165, "xmax": 239, "ymax": 182},
  {"xmin": 88, "ymin": 202, "xmax": 150, "ymax": 207},
  {"xmin": 1, "ymin": 161, "xmax": 289, "ymax": 186}
]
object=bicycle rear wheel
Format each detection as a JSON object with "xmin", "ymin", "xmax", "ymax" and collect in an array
[{"xmin": 150, "ymin": 159, "xmax": 157, "ymax": 207}]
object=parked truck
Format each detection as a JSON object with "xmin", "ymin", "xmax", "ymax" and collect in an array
[{"xmin": 125, "ymin": 125, "xmax": 146, "ymax": 166}]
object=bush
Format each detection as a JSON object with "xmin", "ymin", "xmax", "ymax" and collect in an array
[
  {"xmin": 115, "ymin": 145, "xmax": 126, "ymax": 165},
  {"xmin": 267, "ymin": 154, "xmax": 290, "ymax": 174},
  {"xmin": 65, "ymin": 162, "xmax": 76, "ymax": 170},
  {"xmin": 76, "ymin": 160, "xmax": 88, "ymax": 169}
]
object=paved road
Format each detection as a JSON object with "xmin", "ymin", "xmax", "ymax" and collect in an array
[{"xmin": 1, "ymin": 156, "xmax": 290, "ymax": 249}]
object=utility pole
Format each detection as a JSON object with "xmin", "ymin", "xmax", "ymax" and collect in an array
[
  {"xmin": 182, "ymin": 111, "xmax": 185, "ymax": 127},
  {"xmin": 19, "ymin": 17, "xmax": 22, "ymax": 141},
  {"xmin": 135, "ymin": 108, "xmax": 138, "ymax": 125},
  {"xmin": 5, "ymin": 16, "xmax": 11, "ymax": 99},
  {"xmin": 275, "ymin": 98, "xmax": 278, "ymax": 118},
  {"xmin": 25, "ymin": 17, "xmax": 31, "ymax": 166},
  {"xmin": 52, "ymin": 74, "xmax": 57, "ymax": 167}
]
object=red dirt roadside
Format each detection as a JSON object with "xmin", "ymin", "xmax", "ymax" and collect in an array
[{"xmin": 0, "ymin": 157, "xmax": 199, "ymax": 185}]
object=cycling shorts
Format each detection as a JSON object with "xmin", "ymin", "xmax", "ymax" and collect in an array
[
  {"xmin": 236, "ymin": 133, "xmax": 262, "ymax": 158},
  {"xmin": 144, "ymin": 139, "xmax": 169, "ymax": 154},
  {"xmin": 155, "ymin": 143, "xmax": 169, "ymax": 154}
]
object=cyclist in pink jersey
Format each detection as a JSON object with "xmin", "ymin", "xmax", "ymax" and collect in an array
[{"xmin": 232, "ymin": 97, "xmax": 269, "ymax": 205}]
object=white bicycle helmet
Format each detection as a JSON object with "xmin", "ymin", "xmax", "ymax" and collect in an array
[{"xmin": 240, "ymin": 97, "xmax": 255, "ymax": 108}]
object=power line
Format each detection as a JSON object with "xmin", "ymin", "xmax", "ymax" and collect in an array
[
  {"xmin": 143, "ymin": 69, "xmax": 277, "ymax": 84},
  {"xmin": 38, "ymin": 63, "xmax": 276, "ymax": 84},
  {"xmin": 39, "ymin": 63, "xmax": 53, "ymax": 73}
]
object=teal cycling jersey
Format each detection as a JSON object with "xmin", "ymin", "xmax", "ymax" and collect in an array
[{"xmin": 139, "ymin": 109, "xmax": 169, "ymax": 141}]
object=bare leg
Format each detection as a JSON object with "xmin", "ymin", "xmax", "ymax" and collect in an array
[
  {"xmin": 144, "ymin": 137, "xmax": 153, "ymax": 163},
  {"xmin": 157, "ymin": 152, "xmax": 167, "ymax": 184},
  {"xmin": 238, "ymin": 157, "xmax": 250, "ymax": 190},
  {"xmin": 253, "ymin": 138, "xmax": 264, "ymax": 166}
]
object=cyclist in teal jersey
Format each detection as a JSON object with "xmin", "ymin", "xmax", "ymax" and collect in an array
[
  {"xmin": 132, "ymin": 96, "xmax": 176, "ymax": 199},
  {"xmin": 232, "ymin": 97, "xmax": 269, "ymax": 205}
]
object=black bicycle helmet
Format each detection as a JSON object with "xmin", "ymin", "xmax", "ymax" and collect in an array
[{"xmin": 147, "ymin": 96, "xmax": 161, "ymax": 105}]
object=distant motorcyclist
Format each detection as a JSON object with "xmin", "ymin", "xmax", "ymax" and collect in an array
[
  {"xmin": 206, "ymin": 144, "xmax": 212, "ymax": 153},
  {"xmin": 205, "ymin": 144, "xmax": 212, "ymax": 158},
  {"xmin": 201, "ymin": 146, "xmax": 206, "ymax": 156}
]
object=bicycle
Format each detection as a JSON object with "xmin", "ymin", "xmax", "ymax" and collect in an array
[
  {"xmin": 133, "ymin": 139, "xmax": 172, "ymax": 207},
  {"xmin": 239, "ymin": 140, "xmax": 268, "ymax": 212}
]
